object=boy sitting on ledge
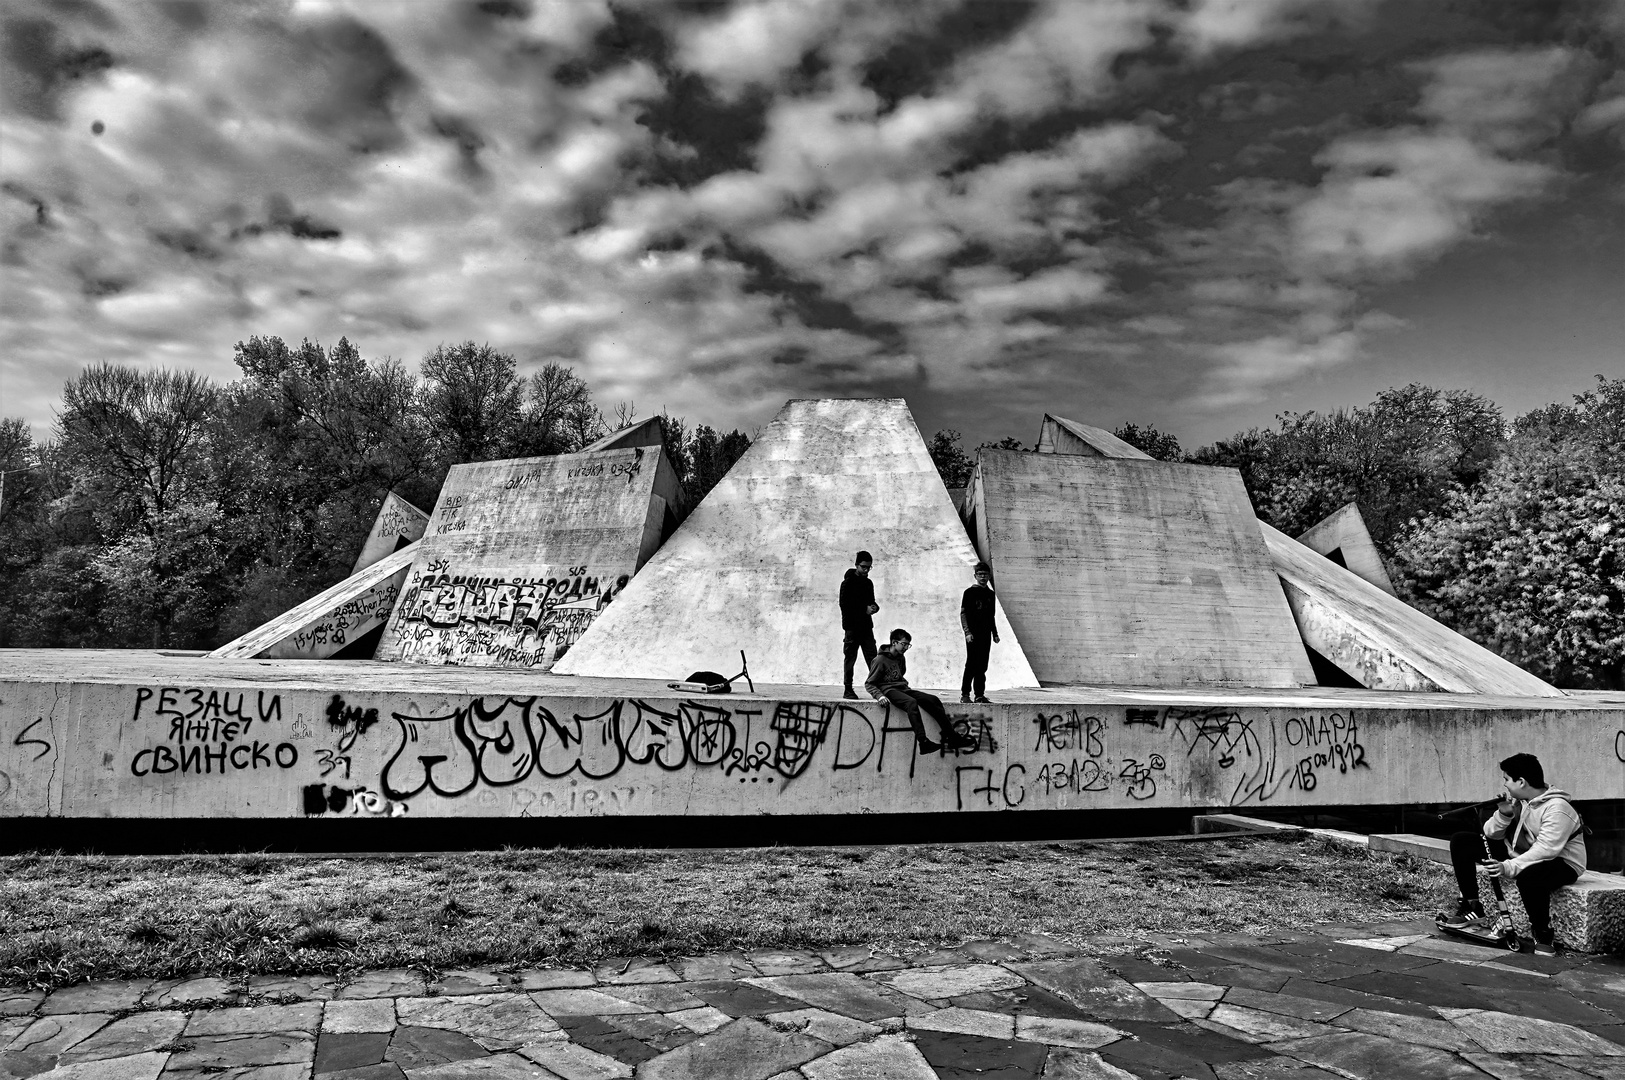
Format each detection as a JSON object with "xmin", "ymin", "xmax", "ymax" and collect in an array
[{"xmin": 1440, "ymin": 752, "xmax": 1586, "ymax": 954}]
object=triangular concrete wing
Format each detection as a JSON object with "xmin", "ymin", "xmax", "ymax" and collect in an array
[
  {"xmin": 1037, "ymin": 414, "xmax": 1150, "ymax": 458},
  {"xmin": 1294, "ymin": 502, "xmax": 1397, "ymax": 596},
  {"xmin": 968, "ymin": 450, "xmax": 1316, "ymax": 687},
  {"xmin": 579, "ymin": 415, "xmax": 667, "ymax": 453},
  {"xmin": 375, "ymin": 443, "xmax": 682, "ymax": 670},
  {"xmin": 1263, "ymin": 522, "xmax": 1563, "ymax": 696},
  {"xmin": 210, "ymin": 541, "xmax": 417, "ymax": 660},
  {"xmin": 352, "ymin": 491, "xmax": 429, "ymax": 575},
  {"xmin": 555, "ymin": 398, "xmax": 1039, "ymax": 690}
]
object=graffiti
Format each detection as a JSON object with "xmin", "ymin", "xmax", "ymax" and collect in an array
[
  {"xmin": 390, "ymin": 568, "xmax": 633, "ymax": 668},
  {"xmin": 376, "ymin": 503, "xmax": 422, "ymax": 537},
  {"xmin": 302, "ymin": 783, "xmax": 407, "ymax": 817},
  {"xmin": 1284, "ymin": 713, "xmax": 1368, "ymax": 792},
  {"xmin": 1034, "ymin": 756, "xmax": 1109, "ymax": 796},
  {"xmin": 1033, "ymin": 711, "xmax": 1104, "ymax": 755},
  {"xmin": 1616, "ymin": 730, "xmax": 1624, "ymax": 764},
  {"xmin": 289, "ymin": 580, "xmax": 399, "ymax": 654},
  {"xmin": 129, "ymin": 687, "xmax": 294, "ymax": 779},
  {"xmin": 325, "ymin": 694, "xmax": 379, "ymax": 752},
  {"xmin": 13, "ymin": 718, "xmax": 51, "ymax": 762},
  {"xmin": 1170, "ymin": 707, "xmax": 1285, "ymax": 805},
  {"xmin": 1120, "ymin": 755, "xmax": 1166, "ymax": 800},
  {"xmin": 955, "ymin": 764, "xmax": 1027, "ymax": 810},
  {"xmin": 1124, "ymin": 708, "xmax": 1162, "ymax": 729}
]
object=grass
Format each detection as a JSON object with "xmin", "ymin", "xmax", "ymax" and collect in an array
[{"xmin": 0, "ymin": 834, "xmax": 1449, "ymax": 989}]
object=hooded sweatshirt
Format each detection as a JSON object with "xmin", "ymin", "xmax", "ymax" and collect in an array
[
  {"xmin": 839, "ymin": 568, "xmax": 877, "ymax": 632},
  {"xmin": 865, "ymin": 644, "xmax": 908, "ymax": 700},
  {"xmin": 1484, "ymin": 786, "xmax": 1586, "ymax": 878}
]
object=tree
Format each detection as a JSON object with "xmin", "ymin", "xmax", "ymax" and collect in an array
[
  {"xmin": 928, "ymin": 430, "xmax": 975, "ymax": 488},
  {"xmin": 683, "ymin": 424, "xmax": 752, "ymax": 506},
  {"xmin": 421, "ymin": 341, "xmax": 524, "ymax": 464},
  {"xmin": 1113, "ymin": 423, "xmax": 1182, "ymax": 461},
  {"xmin": 513, "ymin": 362, "xmax": 602, "ymax": 456},
  {"xmin": 1393, "ymin": 377, "xmax": 1624, "ymax": 689}
]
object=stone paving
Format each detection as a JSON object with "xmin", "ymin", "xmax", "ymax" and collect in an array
[{"xmin": 5, "ymin": 922, "xmax": 1625, "ymax": 1079}]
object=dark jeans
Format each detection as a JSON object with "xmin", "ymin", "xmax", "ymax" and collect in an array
[
  {"xmin": 878, "ymin": 687, "xmax": 957, "ymax": 744},
  {"xmin": 961, "ymin": 633, "xmax": 991, "ymax": 697},
  {"xmin": 842, "ymin": 631, "xmax": 877, "ymax": 690},
  {"xmin": 1450, "ymin": 831, "xmax": 1580, "ymax": 939}
]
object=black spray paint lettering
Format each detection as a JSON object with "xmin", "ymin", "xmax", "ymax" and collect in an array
[
  {"xmin": 1119, "ymin": 754, "xmax": 1166, "ymax": 800},
  {"xmin": 132, "ymin": 687, "xmax": 282, "ymax": 728},
  {"xmin": 131, "ymin": 740, "xmax": 296, "ymax": 777},
  {"xmin": 1032, "ymin": 711, "xmax": 1104, "ymax": 756},
  {"xmin": 1170, "ymin": 707, "xmax": 1285, "ymax": 806},
  {"xmin": 1284, "ymin": 713, "xmax": 1368, "ymax": 793},
  {"xmin": 13, "ymin": 718, "xmax": 51, "ymax": 762},
  {"xmin": 955, "ymin": 764, "xmax": 1026, "ymax": 810}
]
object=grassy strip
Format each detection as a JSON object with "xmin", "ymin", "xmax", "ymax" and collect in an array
[{"xmin": 0, "ymin": 835, "xmax": 1446, "ymax": 989}]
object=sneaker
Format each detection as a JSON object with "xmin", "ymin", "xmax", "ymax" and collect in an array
[
  {"xmin": 1531, "ymin": 932, "xmax": 1559, "ymax": 956},
  {"xmin": 973, "ymin": 695, "xmax": 991, "ymax": 704},
  {"xmin": 960, "ymin": 694, "xmax": 971, "ymax": 703},
  {"xmin": 1439, "ymin": 898, "xmax": 1486, "ymax": 928},
  {"xmin": 842, "ymin": 688, "xmax": 859, "ymax": 700}
]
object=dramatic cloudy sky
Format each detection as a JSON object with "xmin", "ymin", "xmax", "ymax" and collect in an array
[{"xmin": 3, "ymin": 0, "xmax": 1622, "ymax": 448}]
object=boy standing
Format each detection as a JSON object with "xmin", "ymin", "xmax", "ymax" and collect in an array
[
  {"xmin": 865, "ymin": 628, "xmax": 976, "ymax": 755},
  {"xmin": 1439, "ymin": 753, "xmax": 1586, "ymax": 953},
  {"xmin": 839, "ymin": 550, "xmax": 879, "ymax": 700},
  {"xmin": 960, "ymin": 562, "xmax": 1000, "ymax": 704}
]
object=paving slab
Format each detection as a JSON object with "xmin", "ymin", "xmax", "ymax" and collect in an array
[
  {"xmin": 761, "ymin": 1008, "xmax": 879, "ymax": 1047},
  {"xmin": 429, "ymin": 972, "xmax": 508, "ymax": 997},
  {"xmin": 29, "ymin": 1049, "xmax": 170, "ymax": 1080},
  {"xmin": 675, "ymin": 954, "xmax": 757, "ymax": 982},
  {"xmin": 1102, "ymin": 956, "xmax": 1191, "ymax": 984},
  {"xmin": 682, "ymin": 982, "xmax": 813, "ymax": 1019},
  {"xmin": 1329, "ymin": 970, "xmax": 1497, "ymax": 1012},
  {"xmin": 1450, "ymin": 1010, "xmax": 1625, "ymax": 1056},
  {"xmin": 1111, "ymin": 1020, "xmax": 1277, "ymax": 1066},
  {"xmin": 0, "ymin": 994, "xmax": 43, "ymax": 1018},
  {"xmin": 40, "ymin": 983, "xmax": 149, "ymax": 1015},
  {"xmin": 1008, "ymin": 959, "xmax": 1181, "ymax": 1022},
  {"xmin": 1220, "ymin": 988, "xmax": 1350, "ymax": 1023},
  {"xmin": 907, "ymin": 1007, "xmax": 1015, "ymax": 1039},
  {"xmin": 1013, "ymin": 1014, "xmax": 1127, "ymax": 1049},
  {"xmin": 1272, "ymin": 1030, "xmax": 1493, "ymax": 1079},
  {"xmin": 184, "ymin": 1003, "xmax": 323, "ymax": 1037},
  {"xmin": 547, "ymin": 1016, "xmax": 657, "ymax": 1065},
  {"xmin": 664, "ymin": 1007, "xmax": 731, "ymax": 1035},
  {"xmin": 518, "ymin": 1039, "xmax": 632, "ymax": 1079},
  {"xmin": 1040, "ymin": 1046, "xmax": 1139, "ymax": 1078},
  {"xmin": 799, "ymin": 1033, "xmax": 937, "ymax": 1079},
  {"xmin": 1204, "ymin": 1005, "xmax": 1335, "ymax": 1044},
  {"xmin": 317, "ymin": 1031, "xmax": 393, "ymax": 1074},
  {"xmin": 325, "ymin": 999, "xmax": 397, "ymax": 1034},
  {"xmin": 910, "ymin": 1029, "xmax": 1048, "ymax": 1079},
  {"xmin": 1331, "ymin": 1006, "xmax": 1476, "ymax": 1052},
  {"xmin": 57, "ymin": 1012, "xmax": 186, "ymax": 1063},
  {"xmin": 1476, "ymin": 983, "xmax": 1625, "ymax": 1028},
  {"xmin": 1209, "ymin": 1059, "xmax": 1345, "ymax": 1079},
  {"xmin": 1136, "ymin": 982, "xmax": 1226, "ymax": 1002},
  {"xmin": 595, "ymin": 985, "xmax": 703, "ymax": 1013},
  {"xmin": 956, "ymin": 941, "xmax": 1030, "ymax": 963},
  {"xmin": 0, "ymin": 1018, "xmax": 30, "ymax": 1050},
  {"xmin": 741, "ymin": 974, "xmax": 905, "ymax": 1022},
  {"xmin": 317, "ymin": 1064, "xmax": 407, "ymax": 1080},
  {"xmin": 817, "ymin": 948, "xmax": 904, "ymax": 974},
  {"xmin": 634, "ymin": 1018, "xmax": 827, "ymax": 1080},
  {"xmin": 168, "ymin": 1031, "xmax": 316, "ymax": 1071},
  {"xmin": 592, "ymin": 960, "xmax": 677, "ymax": 986},
  {"xmin": 1005, "ymin": 934, "xmax": 1080, "ymax": 959},
  {"xmin": 528, "ymin": 990, "xmax": 651, "ymax": 1018},
  {"xmin": 746, "ymin": 951, "xmax": 826, "ymax": 977},
  {"xmin": 1461, "ymin": 1053, "xmax": 1598, "ymax": 1080},
  {"xmin": 950, "ymin": 985, "xmax": 1093, "ymax": 1020},
  {"xmin": 600, "ymin": 1013, "xmax": 694, "ymax": 1053},
  {"xmin": 338, "ymin": 972, "xmax": 427, "ymax": 1001},
  {"xmin": 403, "ymin": 1052, "xmax": 555, "ymax": 1080},
  {"xmin": 394, "ymin": 995, "xmax": 561, "ymax": 1050},
  {"xmin": 6, "ymin": 1015, "xmax": 113, "ymax": 1057},
  {"xmin": 1161, "ymin": 997, "xmax": 1220, "ymax": 1020},
  {"xmin": 247, "ymin": 974, "xmax": 339, "ymax": 1001},
  {"xmin": 143, "ymin": 977, "xmax": 237, "ymax": 1008},
  {"xmin": 383, "ymin": 1027, "xmax": 490, "ymax": 1072},
  {"xmin": 512, "ymin": 971, "xmax": 595, "ymax": 992},
  {"xmin": 1273, "ymin": 977, "xmax": 1438, "ymax": 1019},
  {"xmin": 869, "ymin": 964, "xmax": 1026, "ymax": 1001}
]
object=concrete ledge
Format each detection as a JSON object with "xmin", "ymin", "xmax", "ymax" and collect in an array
[
  {"xmin": 1369, "ymin": 833, "xmax": 1450, "ymax": 864},
  {"xmin": 1474, "ymin": 866, "xmax": 1625, "ymax": 954}
]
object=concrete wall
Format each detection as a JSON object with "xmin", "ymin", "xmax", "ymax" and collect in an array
[
  {"xmin": 352, "ymin": 492, "xmax": 429, "ymax": 575},
  {"xmin": 210, "ymin": 544, "xmax": 415, "ymax": 660},
  {"xmin": 3, "ymin": 662, "xmax": 1619, "ymax": 820}
]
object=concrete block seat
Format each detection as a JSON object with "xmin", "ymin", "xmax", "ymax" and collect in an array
[{"xmin": 1367, "ymin": 833, "xmax": 1624, "ymax": 953}]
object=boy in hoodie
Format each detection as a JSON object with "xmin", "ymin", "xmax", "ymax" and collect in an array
[
  {"xmin": 865, "ymin": 628, "xmax": 976, "ymax": 755},
  {"xmin": 839, "ymin": 551, "xmax": 880, "ymax": 700},
  {"xmin": 1440, "ymin": 752, "xmax": 1586, "ymax": 952}
]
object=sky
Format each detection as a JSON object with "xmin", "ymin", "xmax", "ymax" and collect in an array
[{"xmin": 2, "ymin": 0, "xmax": 1622, "ymax": 451}]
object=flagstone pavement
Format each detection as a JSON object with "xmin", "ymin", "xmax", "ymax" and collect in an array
[{"xmin": 6, "ymin": 919, "xmax": 1625, "ymax": 1080}]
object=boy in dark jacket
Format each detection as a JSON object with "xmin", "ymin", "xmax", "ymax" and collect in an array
[
  {"xmin": 960, "ymin": 562, "xmax": 1000, "ymax": 704},
  {"xmin": 1440, "ymin": 753, "xmax": 1586, "ymax": 953},
  {"xmin": 839, "ymin": 550, "xmax": 879, "ymax": 700},
  {"xmin": 865, "ymin": 628, "xmax": 975, "ymax": 755}
]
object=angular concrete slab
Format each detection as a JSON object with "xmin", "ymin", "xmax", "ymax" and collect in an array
[
  {"xmin": 799, "ymin": 1033, "xmax": 938, "ymax": 1079},
  {"xmin": 324, "ymin": 1000, "xmax": 396, "ymax": 1034},
  {"xmin": 1262, "ymin": 522, "xmax": 1562, "ymax": 696},
  {"xmin": 183, "ymin": 1003, "xmax": 322, "ymax": 1037},
  {"xmin": 634, "ymin": 1018, "xmax": 827, "ymax": 1080},
  {"xmin": 7, "ymin": 1015, "xmax": 112, "ymax": 1056},
  {"xmin": 57, "ymin": 1014, "xmax": 186, "ymax": 1063},
  {"xmin": 30, "ymin": 1050, "xmax": 170, "ymax": 1080},
  {"xmin": 40, "ymin": 983, "xmax": 148, "ymax": 1015},
  {"xmin": 209, "ymin": 542, "xmax": 416, "ymax": 660},
  {"xmin": 1295, "ymin": 503, "xmax": 1395, "ymax": 597},
  {"xmin": 376, "ymin": 442, "xmax": 681, "ymax": 670},
  {"xmin": 907, "ymin": 1007, "xmax": 1016, "ymax": 1039},
  {"xmin": 1041, "ymin": 1046, "xmax": 1140, "ymax": 1078},
  {"xmin": 528, "ymin": 990, "xmax": 652, "ymax": 1017},
  {"xmin": 1204, "ymin": 1005, "xmax": 1335, "ymax": 1044},
  {"xmin": 354, "ymin": 492, "xmax": 430, "ymax": 575},
  {"xmin": 762, "ymin": 1008, "xmax": 880, "ymax": 1046},
  {"xmin": 1036, "ymin": 416, "xmax": 1149, "ymax": 459},
  {"xmin": 1450, "ymin": 1010, "xmax": 1625, "ymax": 1056},
  {"xmin": 556, "ymin": 398, "xmax": 1038, "ymax": 691},
  {"xmin": 741, "ymin": 973, "xmax": 905, "ymax": 1022},
  {"xmin": 966, "ymin": 450, "xmax": 1314, "ymax": 687},
  {"xmin": 405, "ymin": 1052, "xmax": 554, "ymax": 1080},
  {"xmin": 870, "ymin": 964, "xmax": 1027, "ymax": 1000},
  {"xmin": 1013, "ymin": 1014, "xmax": 1127, "ymax": 1049},
  {"xmin": 518, "ymin": 1038, "xmax": 633, "ymax": 1078},
  {"xmin": 167, "ymin": 1031, "xmax": 315, "ymax": 1071},
  {"xmin": 665, "ymin": 1007, "xmax": 733, "ymax": 1035},
  {"xmin": 394, "ymin": 995, "xmax": 560, "ymax": 1050},
  {"xmin": 1009, "ymin": 959, "xmax": 1181, "ymax": 1022},
  {"xmin": 1273, "ymin": 1030, "xmax": 1493, "ymax": 1079}
]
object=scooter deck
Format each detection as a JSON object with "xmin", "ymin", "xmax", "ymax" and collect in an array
[{"xmin": 1435, "ymin": 918, "xmax": 1523, "ymax": 951}]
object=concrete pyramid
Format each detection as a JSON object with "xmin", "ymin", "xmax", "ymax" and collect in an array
[
  {"xmin": 1036, "ymin": 414, "xmax": 1147, "ymax": 458},
  {"xmin": 351, "ymin": 491, "xmax": 429, "ymax": 575},
  {"xmin": 374, "ymin": 440, "xmax": 682, "ymax": 670},
  {"xmin": 555, "ymin": 398, "xmax": 1038, "ymax": 690},
  {"xmin": 968, "ymin": 448, "xmax": 1315, "ymax": 687}
]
